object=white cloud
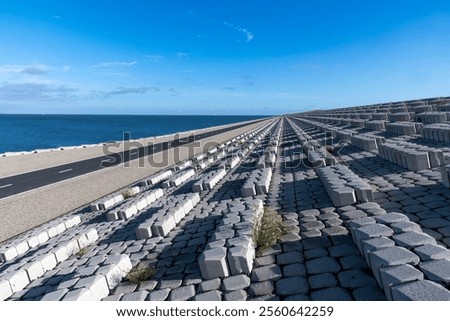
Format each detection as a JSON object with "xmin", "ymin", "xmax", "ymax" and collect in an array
[
  {"xmin": 224, "ymin": 22, "xmax": 254, "ymax": 42},
  {"xmin": 95, "ymin": 61, "xmax": 137, "ymax": 67},
  {"xmin": 176, "ymin": 52, "xmax": 189, "ymax": 58},
  {"xmin": 0, "ymin": 64, "xmax": 50, "ymax": 75},
  {"xmin": 146, "ymin": 54, "xmax": 163, "ymax": 62},
  {"xmin": 63, "ymin": 65, "xmax": 71, "ymax": 72},
  {"xmin": 0, "ymin": 82, "xmax": 77, "ymax": 101},
  {"xmin": 92, "ymin": 86, "xmax": 160, "ymax": 98}
]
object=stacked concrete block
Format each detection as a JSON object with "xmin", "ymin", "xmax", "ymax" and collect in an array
[
  {"xmin": 422, "ymin": 124, "xmax": 450, "ymax": 143},
  {"xmin": 317, "ymin": 165, "xmax": 374, "ymax": 207},
  {"xmin": 371, "ymin": 113, "xmax": 388, "ymax": 120},
  {"xmin": 0, "ymin": 215, "xmax": 81, "ymax": 263},
  {"xmin": 351, "ymin": 135, "xmax": 379, "ymax": 151},
  {"xmin": 106, "ymin": 188, "xmax": 164, "ymax": 221},
  {"xmin": 241, "ymin": 168, "xmax": 273, "ymax": 197},
  {"xmin": 0, "ymin": 228, "xmax": 98, "ymax": 301},
  {"xmin": 192, "ymin": 167, "xmax": 227, "ymax": 192},
  {"xmin": 199, "ymin": 199, "xmax": 263, "ymax": 280},
  {"xmin": 136, "ymin": 193, "xmax": 201, "ymax": 239},
  {"xmin": 385, "ymin": 122, "xmax": 417, "ymax": 135},
  {"xmin": 416, "ymin": 112, "xmax": 448, "ymax": 124},
  {"xmin": 441, "ymin": 165, "xmax": 450, "ymax": 188},
  {"xmin": 145, "ymin": 170, "xmax": 173, "ymax": 186},
  {"xmin": 364, "ymin": 121, "xmax": 386, "ymax": 131},
  {"xmin": 161, "ymin": 168, "xmax": 195, "ymax": 188},
  {"xmin": 175, "ymin": 160, "xmax": 192, "ymax": 171},
  {"xmin": 90, "ymin": 193, "xmax": 125, "ymax": 212},
  {"xmin": 388, "ymin": 113, "xmax": 411, "ymax": 122}
]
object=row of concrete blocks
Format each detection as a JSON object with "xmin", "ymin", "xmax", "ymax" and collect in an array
[
  {"xmin": 136, "ymin": 193, "xmax": 201, "ymax": 239},
  {"xmin": 442, "ymin": 165, "xmax": 450, "ymax": 188},
  {"xmin": 140, "ymin": 170, "xmax": 173, "ymax": 187},
  {"xmin": 422, "ymin": 124, "xmax": 450, "ymax": 143},
  {"xmin": 106, "ymin": 188, "xmax": 164, "ymax": 221},
  {"xmin": 350, "ymin": 135, "xmax": 379, "ymax": 152},
  {"xmin": 192, "ymin": 167, "xmax": 227, "ymax": 192},
  {"xmin": 363, "ymin": 120, "xmax": 386, "ymax": 131},
  {"xmin": 241, "ymin": 168, "xmax": 273, "ymax": 197},
  {"xmin": 89, "ymin": 193, "xmax": 125, "ymax": 212},
  {"xmin": 199, "ymin": 199, "xmax": 264, "ymax": 280},
  {"xmin": 385, "ymin": 122, "xmax": 423, "ymax": 135},
  {"xmin": 347, "ymin": 213, "xmax": 450, "ymax": 300},
  {"xmin": 378, "ymin": 143, "xmax": 445, "ymax": 171},
  {"xmin": 0, "ymin": 228, "xmax": 98, "ymax": 301},
  {"xmin": 416, "ymin": 112, "xmax": 449, "ymax": 124},
  {"xmin": 316, "ymin": 164, "xmax": 374, "ymax": 207},
  {"xmin": 161, "ymin": 168, "xmax": 196, "ymax": 188},
  {"xmin": 44, "ymin": 254, "xmax": 132, "ymax": 301},
  {"xmin": 175, "ymin": 160, "xmax": 193, "ymax": 171},
  {"xmin": 0, "ymin": 215, "xmax": 81, "ymax": 263}
]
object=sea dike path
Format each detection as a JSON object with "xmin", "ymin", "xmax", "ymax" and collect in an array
[{"xmin": 1, "ymin": 96, "xmax": 450, "ymax": 301}]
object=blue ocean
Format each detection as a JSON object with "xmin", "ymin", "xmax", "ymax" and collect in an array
[{"xmin": 0, "ymin": 114, "xmax": 267, "ymax": 153}]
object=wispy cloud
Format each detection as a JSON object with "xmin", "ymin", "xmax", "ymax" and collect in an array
[
  {"xmin": 224, "ymin": 22, "xmax": 254, "ymax": 42},
  {"xmin": 0, "ymin": 82, "xmax": 77, "ymax": 101},
  {"xmin": 0, "ymin": 64, "xmax": 50, "ymax": 75},
  {"xmin": 176, "ymin": 52, "xmax": 189, "ymax": 58},
  {"xmin": 95, "ymin": 61, "xmax": 137, "ymax": 68},
  {"xmin": 146, "ymin": 54, "xmax": 163, "ymax": 62},
  {"xmin": 92, "ymin": 86, "xmax": 159, "ymax": 98}
]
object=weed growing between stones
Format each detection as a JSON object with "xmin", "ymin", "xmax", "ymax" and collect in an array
[
  {"xmin": 127, "ymin": 264, "xmax": 157, "ymax": 284},
  {"xmin": 253, "ymin": 207, "xmax": 288, "ymax": 256},
  {"xmin": 76, "ymin": 246, "xmax": 90, "ymax": 257}
]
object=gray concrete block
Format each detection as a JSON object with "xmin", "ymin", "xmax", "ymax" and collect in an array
[
  {"xmin": 62, "ymin": 288, "xmax": 93, "ymax": 301},
  {"xmin": 361, "ymin": 237, "xmax": 395, "ymax": 264},
  {"xmin": 222, "ymin": 275, "xmax": 251, "ymax": 292},
  {"xmin": 419, "ymin": 259, "xmax": 450, "ymax": 283},
  {"xmin": 198, "ymin": 278, "xmax": 221, "ymax": 293},
  {"xmin": 392, "ymin": 232, "xmax": 437, "ymax": 249},
  {"xmin": 193, "ymin": 290, "xmax": 222, "ymax": 301},
  {"xmin": 306, "ymin": 257, "xmax": 341, "ymax": 275},
  {"xmin": 414, "ymin": 244, "xmax": 450, "ymax": 261},
  {"xmin": 74, "ymin": 275, "xmax": 110, "ymax": 301},
  {"xmin": 276, "ymin": 276, "xmax": 309, "ymax": 296},
  {"xmin": 391, "ymin": 280, "xmax": 450, "ymax": 301},
  {"xmin": 374, "ymin": 212, "xmax": 409, "ymax": 225},
  {"xmin": 40, "ymin": 289, "xmax": 69, "ymax": 301},
  {"xmin": 0, "ymin": 280, "xmax": 12, "ymax": 301},
  {"xmin": 199, "ymin": 247, "xmax": 230, "ymax": 280},
  {"xmin": 311, "ymin": 287, "xmax": 352, "ymax": 301},
  {"xmin": 390, "ymin": 221, "xmax": 422, "ymax": 233},
  {"xmin": 338, "ymin": 269, "xmax": 377, "ymax": 289},
  {"xmin": 308, "ymin": 273, "xmax": 337, "ymax": 290},
  {"xmin": 22, "ymin": 261, "xmax": 45, "ymax": 281},
  {"xmin": 224, "ymin": 289, "xmax": 247, "ymax": 301},
  {"xmin": 148, "ymin": 288, "xmax": 171, "ymax": 301},
  {"xmin": 227, "ymin": 242, "xmax": 255, "ymax": 275},
  {"xmin": 353, "ymin": 224, "xmax": 394, "ymax": 253},
  {"xmin": 248, "ymin": 281, "xmax": 275, "ymax": 296},
  {"xmin": 168, "ymin": 285, "xmax": 196, "ymax": 301},
  {"xmin": 5, "ymin": 270, "xmax": 29, "ymax": 292},
  {"xmin": 380, "ymin": 265, "xmax": 424, "ymax": 300},
  {"xmin": 369, "ymin": 247, "xmax": 420, "ymax": 286},
  {"xmin": 251, "ymin": 264, "xmax": 282, "ymax": 282}
]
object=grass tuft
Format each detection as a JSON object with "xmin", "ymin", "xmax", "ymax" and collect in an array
[
  {"xmin": 253, "ymin": 207, "xmax": 288, "ymax": 256},
  {"xmin": 126, "ymin": 264, "xmax": 156, "ymax": 284}
]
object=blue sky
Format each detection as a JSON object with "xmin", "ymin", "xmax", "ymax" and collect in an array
[{"xmin": 0, "ymin": 1, "xmax": 449, "ymax": 115}]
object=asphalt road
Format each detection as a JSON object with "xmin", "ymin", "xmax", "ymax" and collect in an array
[{"xmin": 0, "ymin": 119, "xmax": 265, "ymax": 199}]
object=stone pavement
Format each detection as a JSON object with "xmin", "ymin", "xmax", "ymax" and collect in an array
[{"xmin": 2, "ymin": 97, "xmax": 450, "ymax": 301}]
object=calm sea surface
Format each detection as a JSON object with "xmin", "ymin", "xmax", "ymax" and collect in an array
[{"xmin": 0, "ymin": 114, "xmax": 266, "ymax": 153}]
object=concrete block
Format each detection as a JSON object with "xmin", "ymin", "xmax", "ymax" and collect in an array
[
  {"xmin": 391, "ymin": 280, "xmax": 450, "ymax": 301},
  {"xmin": 369, "ymin": 247, "xmax": 420, "ymax": 287},
  {"xmin": 227, "ymin": 245, "xmax": 255, "ymax": 275},
  {"xmin": 74, "ymin": 275, "xmax": 110, "ymax": 301},
  {"xmin": 86, "ymin": 228, "xmax": 99, "ymax": 243},
  {"xmin": 414, "ymin": 244, "xmax": 450, "ymax": 261},
  {"xmin": 5, "ymin": 270, "xmax": 29, "ymax": 292},
  {"xmin": 380, "ymin": 265, "xmax": 424, "ymax": 300},
  {"xmin": 15, "ymin": 241, "xmax": 29, "ymax": 255},
  {"xmin": 38, "ymin": 253, "xmax": 58, "ymax": 272},
  {"xmin": 22, "ymin": 261, "xmax": 45, "ymax": 281},
  {"xmin": 37, "ymin": 231, "xmax": 50, "ymax": 244},
  {"xmin": 152, "ymin": 215, "xmax": 176, "ymax": 237},
  {"xmin": 390, "ymin": 221, "xmax": 422, "ymax": 233},
  {"xmin": 119, "ymin": 205, "xmax": 138, "ymax": 220},
  {"xmin": 241, "ymin": 184, "xmax": 256, "ymax": 197},
  {"xmin": 0, "ymin": 247, "xmax": 18, "ymax": 262},
  {"xmin": 354, "ymin": 185, "xmax": 374, "ymax": 202},
  {"xmin": 40, "ymin": 289, "xmax": 69, "ymax": 301},
  {"xmin": 199, "ymin": 247, "xmax": 230, "ymax": 280},
  {"xmin": 374, "ymin": 212, "xmax": 409, "ymax": 225},
  {"xmin": 0, "ymin": 280, "xmax": 12, "ymax": 301},
  {"xmin": 392, "ymin": 232, "xmax": 437, "ymax": 249},
  {"xmin": 441, "ymin": 165, "xmax": 450, "ymax": 188},
  {"xmin": 62, "ymin": 288, "xmax": 93, "ymax": 301},
  {"xmin": 136, "ymin": 222, "xmax": 153, "ymax": 240},
  {"xmin": 419, "ymin": 259, "xmax": 450, "ymax": 283},
  {"xmin": 329, "ymin": 188, "xmax": 356, "ymax": 207},
  {"xmin": 361, "ymin": 237, "xmax": 395, "ymax": 264},
  {"xmin": 353, "ymin": 224, "xmax": 394, "ymax": 253}
]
